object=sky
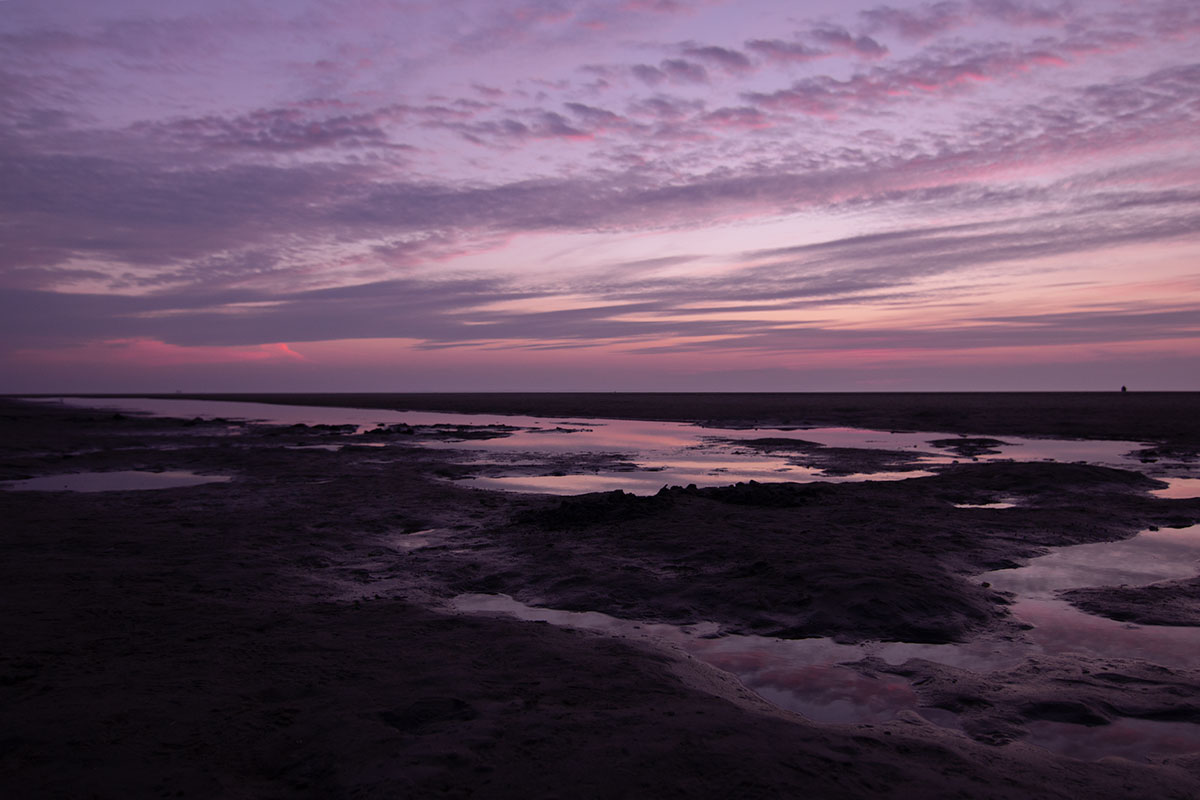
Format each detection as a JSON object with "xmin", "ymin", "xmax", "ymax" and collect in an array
[{"xmin": 2, "ymin": 0, "xmax": 1198, "ymax": 393}]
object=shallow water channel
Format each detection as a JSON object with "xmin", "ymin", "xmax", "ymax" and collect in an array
[
  {"xmin": 37, "ymin": 396, "xmax": 1196, "ymax": 494},
  {"xmin": 28, "ymin": 396, "xmax": 1200, "ymax": 761},
  {"xmin": 454, "ymin": 523, "xmax": 1200, "ymax": 762}
]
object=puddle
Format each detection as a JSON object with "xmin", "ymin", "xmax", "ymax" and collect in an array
[
  {"xmin": 984, "ymin": 526, "xmax": 1200, "ymax": 599},
  {"xmin": 953, "ymin": 501, "xmax": 1018, "ymax": 509},
  {"xmin": 452, "ymin": 524, "xmax": 1200, "ymax": 760},
  {"xmin": 980, "ymin": 524, "xmax": 1200, "ymax": 669},
  {"xmin": 452, "ymin": 592, "xmax": 721, "ymax": 639},
  {"xmin": 450, "ymin": 592, "xmax": 1016, "ymax": 726},
  {"xmin": 1026, "ymin": 717, "xmax": 1200, "ymax": 763},
  {"xmin": 1003, "ymin": 597, "xmax": 1200, "ymax": 668},
  {"xmin": 32, "ymin": 396, "xmax": 1185, "ymax": 497},
  {"xmin": 466, "ymin": 468, "xmax": 937, "ymax": 496},
  {"xmin": 2, "ymin": 470, "xmax": 232, "ymax": 492},
  {"xmin": 1151, "ymin": 477, "xmax": 1200, "ymax": 499},
  {"xmin": 750, "ymin": 665, "xmax": 919, "ymax": 724}
]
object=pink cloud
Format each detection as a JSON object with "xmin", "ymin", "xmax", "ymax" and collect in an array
[
  {"xmin": 449, "ymin": 2, "xmax": 578, "ymax": 54},
  {"xmin": 701, "ymin": 106, "xmax": 773, "ymax": 130},
  {"xmin": 861, "ymin": 0, "xmax": 1069, "ymax": 40},
  {"xmin": 745, "ymin": 27, "xmax": 887, "ymax": 67},
  {"xmin": 861, "ymin": 2, "xmax": 967, "ymax": 40},
  {"xmin": 618, "ymin": 0, "xmax": 690, "ymax": 12},
  {"xmin": 681, "ymin": 44, "xmax": 754, "ymax": 74},
  {"xmin": 660, "ymin": 59, "xmax": 709, "ymax": 84},
  {"xmin": 441, "ymin": 110, "xmax": 594, "ymax": 146},
  {"xmin": 472, "ymin": 84, "xmax": 505, "ymax": 98},
  {"xmin": 628, "ymin": 59, "xmax": 710, "ymax": 85},
  {"xmin": 627, "ymin": 95, "xmax": 704, "ymax": 119},
  {"xmin": 745, "ymin": 39, "xmax": 827, "ymax": 64},
  {"xmin": 744, "ymin": 43, "xmax": 1075, "ymax": 117},
  {"xmin": 808, "ymin": 26, "xmax": 890, "ymax": 58},
  {"xmin": 565, "ymin": 102, "xmax": 634, "ymax": 133},
  {"xmin": 972, "ymin": 0, "xmax": 1070, "ymax": 27},
  {"xmin": 15, "ymin": 338, "xmax": 309, "ymax": 368},
  {"xmin": 134, "ymin": 104, "xmax": 420, "ymax": 154}
]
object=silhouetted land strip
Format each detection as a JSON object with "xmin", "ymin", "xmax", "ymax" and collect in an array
[{"xmin": 52, "ymin": 391, "xmax": 1200, "ymax": 446}]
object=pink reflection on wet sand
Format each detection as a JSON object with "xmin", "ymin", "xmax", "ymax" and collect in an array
[
  {"xmin": 1008, "ymin": 598, "xmax": 1200, "ymax": 669},
  {"xmin": 1151, "ymin": 477, "xmax": 1200, "ymax": 499},
  {"xmin": 454, "ymin": 524, "xmax": 1200, "ymax": 759},
  {"xmin": 1025, "ymin": 718, "xmax": 1200, "ymax": 763},
  {"xmin": 41, "ymin": 397, "xmax": 1175, "ymax": 499},
  {"xmin": 984, "ymin": 525, "xmax": 1200, "ymax": 668},
  {"xmin": 467, "ymin": 468, "xmax": 936, "ymax": 496}
]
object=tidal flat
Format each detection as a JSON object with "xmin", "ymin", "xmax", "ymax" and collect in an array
[{"xmin": 2, "ymin": 393, "xmax": 1200, "ymax": 798}]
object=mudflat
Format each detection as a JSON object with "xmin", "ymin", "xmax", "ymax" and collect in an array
[
  {"xmin": 2, "ymin": 395, "xmax": 1200, "ymax": 799},
  {"xmin": 68, "ymin": 390, "xmax": 1200, "ymax": 444}
]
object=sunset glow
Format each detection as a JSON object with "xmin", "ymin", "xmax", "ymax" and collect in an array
[{"xmin": 3, "ymin": 0, "xmax": 1198, "ymax": 391}]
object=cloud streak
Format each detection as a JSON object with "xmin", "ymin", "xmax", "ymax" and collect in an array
[{"xmin": 1, "ymin": 0, "xmax": 1198, "ymax": 390}]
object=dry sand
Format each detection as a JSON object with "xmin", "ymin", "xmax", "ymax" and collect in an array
[{"xmin": 2, "ymin": 395, "xmax": 1200, "ymax": 798}]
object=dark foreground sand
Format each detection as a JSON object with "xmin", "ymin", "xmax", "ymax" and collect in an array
[{"xmin": 3, "ymin": 395, "xmax": 1200, "ymax": 798}]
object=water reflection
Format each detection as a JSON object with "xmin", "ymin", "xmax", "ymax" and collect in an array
[
  {"xmin": 467, "ymin": 468, "xmax": 937, "ymax": 495},
  {"xmin": 981, "ymin": 525, "xmax": 1200, "ymax": 669},
  {"xmin": 752, "ymin": 667, "xmax": 918, "ymax": 725},
  {"xmin": 453, "ymin": 524, "xmax": 1200, "ymax": 759},
  {"xmin": 953, "ymin": 501, "xmax": 1017, "ymax": 509},
  {"xmin": 1007, "ymin": 598, "xmax": 1200, "ymax": 668},
  {"xmin": 1025, "ymin": 718, "xmax": 1200, "ymax": 762},
  {"xmin": 450, "ymin": 593, "xmax": 916, "ymax": 723},
  {"xmin": 1151, "ymin": 477, "xmax": 1200, "ymax": 499},
  {"xmin": 451, "ymin": 592, "xmax": 1020, "ymax": 726},
  {"xmin": 986, "ymin": 527, "xmax": 1200, "ymax": 598},
  {"xmin": 36, "ymin": 396, "xmax": 1183, "ymax": 497},
  {"xmin": 385, "ymin": 529, "xmax": 452, "ymax": 551}
]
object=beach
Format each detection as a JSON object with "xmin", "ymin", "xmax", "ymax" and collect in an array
[
  {"xmin": 3, "ymin": 394, "xmax": 1200, "ymax": 798},
  {"xmin": 68, "ymin": 391, "xmax": 1200, "ymax": 444}
]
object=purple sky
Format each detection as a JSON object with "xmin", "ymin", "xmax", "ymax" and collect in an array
[{"xmin": 3, "ymin": 0, "xmax": 1198, "ymax": 392}]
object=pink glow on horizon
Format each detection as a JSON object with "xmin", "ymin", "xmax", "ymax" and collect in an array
[{"xmin": 21, "ymin": 331, "xmax": 1189, "ymax": 375}]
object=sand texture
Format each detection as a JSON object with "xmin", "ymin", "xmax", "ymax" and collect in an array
[{"xmin": 1061, "ymin": 577, "xmax": 1200, "ymax": 626}]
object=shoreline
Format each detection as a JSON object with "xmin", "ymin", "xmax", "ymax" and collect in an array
[{"xmin": 13, "ymin": 391, "xmax": 1200, "ymax": 446}]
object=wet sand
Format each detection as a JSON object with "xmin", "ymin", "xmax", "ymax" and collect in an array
[
  {"xmin": 64, "ymin": 391, "xmax": 1200, "ymax": 445},
  {"xmin": 3, "ymin": 395, "xmax": 1200, "ymax": 798},
  {"xmin": 1060, "ymin": 578, "xmax": 1200, "ymax": 626}
]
